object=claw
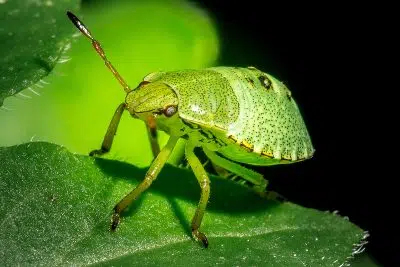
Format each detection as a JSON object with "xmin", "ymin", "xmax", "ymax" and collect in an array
[
  {"xmin": 89, "ymin": 148, "xmax": 107, "ymax": 157},
  {"xmin": 89, "ymin": 150, "xmax": 99, "ymax": 157},
  {"xmin": 111, "ymin": 212, "xmax": 120, "ymax": 231},
  {"xmin": 192, "ymin": 229, "xmax": 209, "ymax": 248}
]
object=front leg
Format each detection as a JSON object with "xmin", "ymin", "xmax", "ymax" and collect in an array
[
  {"xmin": 89, "ymin": 103, "xmax": 126, "ymax": 157},
  {"xmin": 111, "ymin": 136, "xmax": 179, "ymax": 230}
]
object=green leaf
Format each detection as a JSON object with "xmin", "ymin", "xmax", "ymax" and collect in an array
[
  {"xmin": 0, "ymin": 0, "xmax": 80, "ymax": 107},
  {"xmin": 0, "ymin": 142, "xmax": 367, "ymax": 266}
]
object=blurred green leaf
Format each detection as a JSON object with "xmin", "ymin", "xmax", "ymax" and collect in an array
[
  {"xmin": 0, "ymin": 142, "xmax": 367, "ymax": 266},
  {"xmin": 0, "ymin": 0, "xmax": 80, "ymax": 106}
]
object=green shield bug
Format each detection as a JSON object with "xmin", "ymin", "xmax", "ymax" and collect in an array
[{"xmin": 67, "ymin": 11, "xmax": 315, "ymax": 248}]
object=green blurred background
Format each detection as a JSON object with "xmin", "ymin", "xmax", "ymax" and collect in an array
[{"xmin": 0, "ymin": 0, "xmax": 219, "ymax": 167}]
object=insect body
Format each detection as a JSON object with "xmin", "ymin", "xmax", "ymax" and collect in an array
[{"xmin": 67, "ymin": 11, "xmax": 314, "ymax": 248}]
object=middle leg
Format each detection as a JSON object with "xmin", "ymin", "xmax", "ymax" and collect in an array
[{"xmin": 185, "ymin": 143, "xmax": 211, "ymax": 248}]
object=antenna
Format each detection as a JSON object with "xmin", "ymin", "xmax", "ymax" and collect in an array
[{"xmin": 66, "ymin": 11, "xmax": 131, "ymax": 93}]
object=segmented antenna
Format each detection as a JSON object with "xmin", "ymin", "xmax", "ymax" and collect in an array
[{"xmin": 66, "ymin": 11, "xmax": 131, "ymax": 93}]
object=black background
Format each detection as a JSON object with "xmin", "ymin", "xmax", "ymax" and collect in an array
[{"xmin": 192, "ymin": 1, "xmax": 393, "ymax": 266}]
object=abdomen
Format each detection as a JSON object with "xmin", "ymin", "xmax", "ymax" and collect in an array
[{"xmin": 209, "ymin": 67, "xmax": 315, "ymax": 164}]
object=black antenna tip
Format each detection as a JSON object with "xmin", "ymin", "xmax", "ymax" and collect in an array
[
  {"xmin": 66, "ymin": 11, "xmax": 93, "ymax": 40},
  {"xmin": 66, "ymin": 11, "xmax": 77, "ymax": 23},
  {"xmin": 66, "ymin": 11, "xmax": 80, "ymax": 29}
]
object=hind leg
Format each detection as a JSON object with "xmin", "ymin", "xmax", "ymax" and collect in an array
[{"xmin": 203, "ymin": 149, "xmax": 286, "ymax": 201}]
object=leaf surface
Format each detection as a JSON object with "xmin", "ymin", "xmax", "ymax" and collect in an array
[{"xmin": 0, "ymin": 142, "xmax": 367, "ymax": 266}]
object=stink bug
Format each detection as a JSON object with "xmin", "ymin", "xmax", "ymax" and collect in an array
[{"xmin": 66, "ymin": 11, "xmax": 315, "ymax": 248}]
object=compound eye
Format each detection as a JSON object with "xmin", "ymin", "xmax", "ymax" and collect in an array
[{"xmin": 164, "ymin": 105, "xmax": 177, "ymax": 117}]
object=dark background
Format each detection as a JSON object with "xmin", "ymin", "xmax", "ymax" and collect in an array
[{"xmin": 192, "ymin": 1, "xmax": 393, "ymax": 266}]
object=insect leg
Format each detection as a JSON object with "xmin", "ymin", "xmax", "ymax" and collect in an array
[
  {"xmin": 146, "ymin": 116, "xmax": 160, "ymax": 158},
  {"xmin": 89, "ymin": 103, "xmax": 126, "ymax": 157},
  {"xmin": 203, "ymin": 148, "xmax": 266, "ymax": 188},
  {"xmin": 203, "ymin": 149, "xmax": 287, "ymax": 202},
  {"xmin": 185, "ymin": 142, "xmax": 210, "ymax": 248},
  {"xmin": 111, "ymin": 136, "xmax": 179, "ymax": 230}
]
